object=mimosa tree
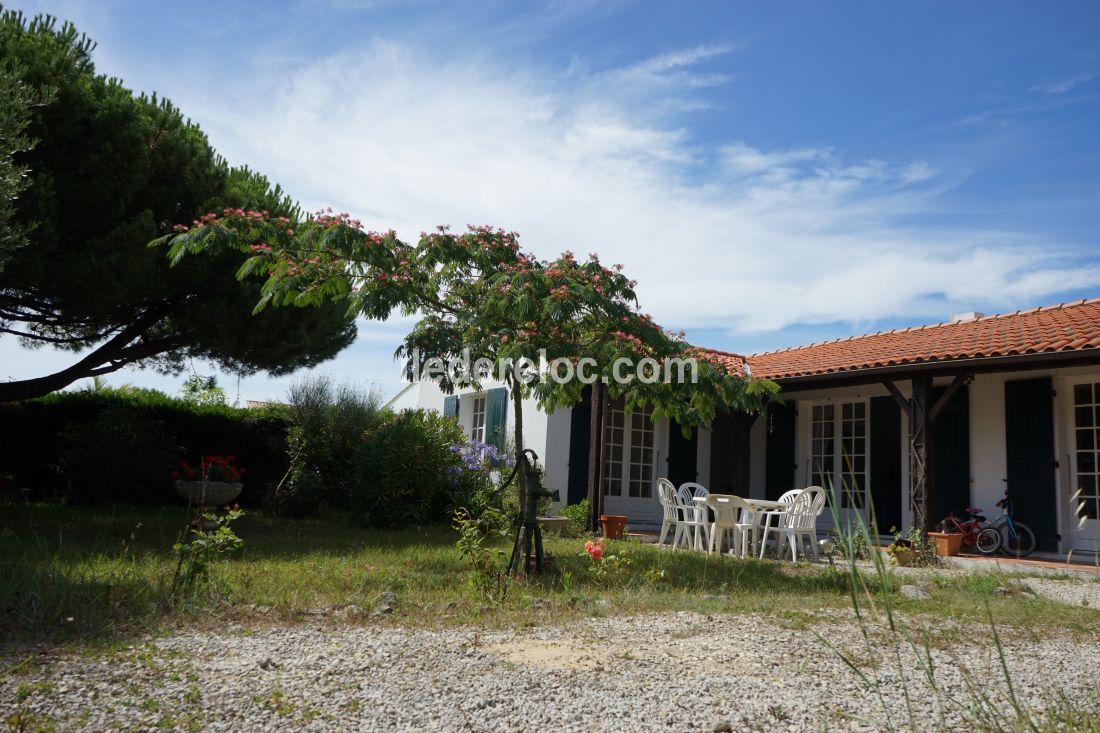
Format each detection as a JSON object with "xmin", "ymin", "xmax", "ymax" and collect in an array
[{"xmin": 159, "ymin": 212, "xmax": 778, "ymax": 519}]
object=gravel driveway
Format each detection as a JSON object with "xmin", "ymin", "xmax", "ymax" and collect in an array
[{"xmin": 5, "ymin": 603, "xmax": 1099, "ymax": 732}]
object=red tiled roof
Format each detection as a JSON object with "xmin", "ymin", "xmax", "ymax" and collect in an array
[
  {"xmin": 708, "ymin": 298, "xmax": 1100, "ymax": 381},
  {"xmin": 688, "ymin": 347, "xmax": 749, "ymax": 377}
]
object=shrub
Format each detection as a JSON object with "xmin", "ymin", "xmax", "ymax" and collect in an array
[
  {"xmin": 269, "ymin": 376, "xmax": 382, "ymax": 516},
  {"xmin": 558, "ymin": 499, "xmax": 589, "ymax": 537},
  {"xmin": 349, "ymin": 409, "xmax": 465, "ymax": 527},
  {"xmin": 266, "ymin": 459, "xmax": 327, "ymax": 519}
]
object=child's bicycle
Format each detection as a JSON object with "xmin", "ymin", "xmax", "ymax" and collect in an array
[
  {"xmin": 938, "ymin": 506, "xmax": 1002, "ymax": 554},
  {"xmin": 984, "ymin": 491, "xmax": 1037, "ymax": 557}
]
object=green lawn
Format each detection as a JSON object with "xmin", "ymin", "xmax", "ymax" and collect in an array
[{"xmin": 1, "ymin": 502, "xmax": 1097, "ymax": 646}]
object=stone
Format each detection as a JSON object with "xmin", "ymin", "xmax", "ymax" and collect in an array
[
  {"xmin": 373, "ymin": 591, "xmax": 398, "ymax": 617},
  {"xmin": 339, "ymin": 604, "xmax": 369, "ymax": 620},
  {"xmin": 899, "ymin": 584, "xmax": 931, "ymax": 600}
]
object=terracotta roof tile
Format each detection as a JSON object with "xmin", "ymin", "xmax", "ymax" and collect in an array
[{"xmin": 704, "ymin": 298, "xmax": 1100, "ymax": 381}]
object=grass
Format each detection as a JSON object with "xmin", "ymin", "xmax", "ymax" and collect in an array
[
  {"xmin": 2, "ymin": 501, "xmax": 1098, "ymax": 648},
  {"xmin": 4, "ymin": 502, "xmax": 1100, "ymax": 731}
]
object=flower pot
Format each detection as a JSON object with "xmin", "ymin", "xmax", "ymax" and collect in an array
[
  {"xmin": 175, "ymin": 480, "xmax": 242, "ymax": 506},
  {"xmin": 927, "ymin": 531, "xmax": 963, "ymax": 557},
  {"xmin": 599, "ymin": 514, "xmax": 628, "ymax": 540}
]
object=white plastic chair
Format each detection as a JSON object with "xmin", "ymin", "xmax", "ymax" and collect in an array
[
  {"xmin": 705, "ymin": 494, "xmax": 753, "ymax": 556},
  {"xmin": 761, "ymin": 487, "xmax": 827, "ymax": 561},
  {"xmin": 675, "ymin": 485, "xmax": 710, "ymax": 551},
  {"xmin": 656, "ymin": 478, "xmax": 681, "ymax": 547},
  {"xmin": 757, "ymin": 489, "xmax": 803, "ymax": 559}
]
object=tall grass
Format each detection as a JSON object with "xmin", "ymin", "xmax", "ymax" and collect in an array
[{"xmin": 823, "ymin": 481, "xmax": 1100, "ymax": 731}]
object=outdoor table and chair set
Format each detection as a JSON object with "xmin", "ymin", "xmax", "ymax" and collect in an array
[{"xmin": 655, "ymin": 479, "xmax": 827, "ymax": 561}]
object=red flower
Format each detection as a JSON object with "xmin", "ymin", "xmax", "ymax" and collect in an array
[{"xmin": 584, "ymin": 539, "xmax": 604, "ymax": 561}]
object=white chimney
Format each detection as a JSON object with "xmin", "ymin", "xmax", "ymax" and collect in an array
[{"xmin": 950, "ymin": 311, "xmax": 985, "ymax": 323}]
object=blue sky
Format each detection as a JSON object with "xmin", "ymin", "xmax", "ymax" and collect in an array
[{"xmin": 4, "ymin": 0, "xmax": 1100, "ymax": 401}]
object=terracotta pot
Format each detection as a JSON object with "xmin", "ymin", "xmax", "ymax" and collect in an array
[
  {"xmin": 599, "ymin": 514, "xmax": 628, "ymax": 540},
  {"xmin": 175, "ymin": 480, "xmax": 242, "ymax": 506},
  {"xmin": 927, "ymin": 531, "xmax": 963, "ymax": 557}
]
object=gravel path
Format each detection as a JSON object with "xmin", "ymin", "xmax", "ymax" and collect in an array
[{"xmin": 4, "ymin": 605, "xmax": 1099, "ymax": 732}]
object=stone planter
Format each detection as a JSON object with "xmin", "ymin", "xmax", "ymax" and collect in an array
[
  {"xmin": 927, "ymin": 531, "xmax": 963, "ymax": 557},
  {"xmin": 175, "ymin": 480, "xmax": 242, "ymax": 506},
  {"xmin": 537, "ymin": 516, "xmax": 569, "ymax": 533}
]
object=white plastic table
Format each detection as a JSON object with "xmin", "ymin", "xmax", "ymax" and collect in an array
[{"xmin": 693, "ymin": 496, "xmax": 787, "ymax": 556}]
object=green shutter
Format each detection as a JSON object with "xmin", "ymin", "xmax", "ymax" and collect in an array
[
  {"xmin": 765, "ymin": 401, "xmax": 796, "ymax": 499},
  {"xmin": 668, "ymin": 422, "xmax": 698, "ymax": 487},
  {"xmin": 485, "ymin": 388, "xmax": 508, "ymax": 451},
  {"xmin": 869, "ymin": 396, "xmax": 902, "ymax": 533},
  {"xmin": 932, "ymin": 384, "xmax": 971, "ymax": 524},
  {"xmin": 1005, "ymin": 378, "xmax": 1058, "ymax": 551},
  {"xmin": 566, "ymin": 386, "xmax": 592, "ymax": 504},
  {"xmin": 442, "ymin": 395, "xmax": 459, "ymax": 419}
]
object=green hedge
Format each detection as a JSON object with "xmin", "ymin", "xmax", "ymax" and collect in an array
[{"xmin": 0, "ymin": 389, "xmax": 290, "ymax": 506}]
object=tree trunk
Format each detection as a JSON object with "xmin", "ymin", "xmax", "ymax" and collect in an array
[
  {"xmin": 509, "ymin": 369, "xmax": 526, "ymax": 512},
  {"xmin": 0, "ymin": 307, "xmax": 175, "ymax": 402},
  {"xmin": 586, "ymin": 380, "xmax": 604, "ymax": 531}
]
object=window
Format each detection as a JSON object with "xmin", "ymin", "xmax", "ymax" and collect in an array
[
  {"xmin": 811, "ymin": 401, "xmax": 867, "ymax": 508},
  {"xmin": 470, "ymin": 395, "xmax": 486, "ymax": 443},
  {"xmin": 628, "ymin": 409, "xmax": 655, "ymax": 498},
  {"xmin": 602, "ymin": 404, "xmax": 624, "ymax": 497},
  {"xmin": 1073, "ymin": 383, "xmax": 1100, "ymax": 520},
  {"xmin": 602, "ymin": 401, "xmax": 655, "ymax": 498}
]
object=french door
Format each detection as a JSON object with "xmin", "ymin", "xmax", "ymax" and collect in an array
[
  {"xmin": 601, "ymin": 401, "xmax": 660, "ymax": 523},
  {"xmin": 810, "ymin": 401, "xmax": 869, "ymax": 530},
  {"xmin": 1070, "ymin": 381, "xmax": 1100, "ymax": 548}
]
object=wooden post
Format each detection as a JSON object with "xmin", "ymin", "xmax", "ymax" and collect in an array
[
  {"xmin": 887, "ymin": 373, "xmax": 970, "ymax": 534},
  {"xmin": 910, "ymin": 374, "xmax": 935, "ymax": 533}
]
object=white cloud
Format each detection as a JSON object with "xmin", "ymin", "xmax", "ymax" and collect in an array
[
  {"xmin": 5, "ymin": 31, "xmax": 1099, "ymax": 400},
  {"xmin": 165, "ymin": 39, "xmax": 1098, "ymax": 344},
  {"xmin": 1031, "ymin": 73, "xmax": 1095, "ymax": 95},
  {"xmin": 610, "ymin": 44, "xmax": 736, "ymax": 89}
]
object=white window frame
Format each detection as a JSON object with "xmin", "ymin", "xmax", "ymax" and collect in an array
[
  {"xmin": 1068, "ymin": 379, "xmax": 1100, "ymax": 523},
  {"xmin": 470, "ymin": 394, "xmax": 487, "ymax": 443},
  {"xmin": 808, "ymin": 399, "xmax": 869, "ymax": 510},
  {"xmin": 602, "ymin": 401, "xmax": 655, "ymax": 499}
]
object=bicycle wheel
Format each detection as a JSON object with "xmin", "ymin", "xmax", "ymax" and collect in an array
[
  {"xmin": 1000, "ymin": 522, "xmax": 1036, "ymax": 557},
  {"xmin": 975, "ymin": 528, "xmax": 1001, "ymax": 555}
]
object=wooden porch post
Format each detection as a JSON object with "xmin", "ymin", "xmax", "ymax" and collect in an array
[
  {"xmin": 886, "ymin": 373, "xmax": 970, "ymax": 533},
  {"xmin": 910, "ymin": 374, "xmax": 934, "ymax": 533}
]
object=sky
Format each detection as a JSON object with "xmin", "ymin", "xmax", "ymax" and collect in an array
[{"xmin": 3, "ymin": 0, "xmax": 1100, "ymax": 403}]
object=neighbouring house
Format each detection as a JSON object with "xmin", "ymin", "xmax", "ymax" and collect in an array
[{"xmin": 386, "ymin": 298, "xmax": 1100, "ymax": 556}]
